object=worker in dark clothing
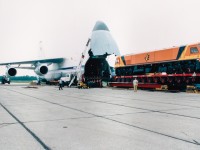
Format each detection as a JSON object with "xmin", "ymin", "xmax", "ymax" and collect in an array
[{"xmin": 59, "ymin": 79, "xmax": 63, "ymax": 90}]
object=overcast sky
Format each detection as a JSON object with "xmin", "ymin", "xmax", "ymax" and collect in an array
[{"xmin": 1, "ymin": 0, "xmax": 200, "ymax": 75}]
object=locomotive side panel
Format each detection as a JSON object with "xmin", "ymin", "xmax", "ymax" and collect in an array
[
  {"xmin": 116, "ymin": 47, "xmax": 180, "ymax": 68},
  {"xmin": 154, "ymin": 47, "xmax": 179, "ymax": 62},
  {"xmin": 115, "ymin": 43, "xmax": 200, "ymax": 69},
  {"xmin": 130, "ymin": 51, "xmax": 155, "ymax": 65}
]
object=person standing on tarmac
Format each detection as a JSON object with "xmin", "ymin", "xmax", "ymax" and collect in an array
[
  {"xmin": 133, "ymin": 78, "xmax": 138, "ymax": 92},
  {"xmin": 59, "ymin": 79, "xmax": 63, "ymax": 90}
]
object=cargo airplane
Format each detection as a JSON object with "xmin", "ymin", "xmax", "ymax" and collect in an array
[{"xmin": 0, "ymin": 21, "xmax": 120, "ymax": 86}]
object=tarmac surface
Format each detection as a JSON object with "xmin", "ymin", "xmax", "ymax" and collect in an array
[{"xmin": 0, "ymin": 84, "xmax": 200, "ymax": 150}]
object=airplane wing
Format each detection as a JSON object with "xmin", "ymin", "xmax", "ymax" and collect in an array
[
  {"xmin": 0, "ymin": 58, "xmax": 65, "ymax": 66},
  {"xmin": 0, "ymin": 57, "xmax": 65, "ymax": 77}
]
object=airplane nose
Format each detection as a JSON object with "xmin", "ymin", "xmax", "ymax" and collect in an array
[
  {"xmin": 92, "ymin": 21, "xmax": 109, "ymax": 31},
  {"xmin": 90, "ymin": 21, "xmax": 120, "ymax": 56}
]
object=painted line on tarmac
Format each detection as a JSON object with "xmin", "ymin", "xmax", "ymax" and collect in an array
[
  {"xmin": 13, "ymin": 87, "xmax": 200, "ymax": 120},
  {"xmin": 3, "ymin": 88, "xmax": 200, "ymax": 146},
  {"xmin": 0, "ymin": 102, "xmax": 51, "ymax": 150},
  {"xmin": 27, "ymin": 88, "xmax": 200, "ymax": 120}
]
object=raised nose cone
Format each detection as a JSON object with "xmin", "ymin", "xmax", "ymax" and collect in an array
[
  {"xmin": 90, "ymin": 21, "xmax": 120, "ymax": 56},
  {"xmin": 92, "ymin": 21, "xmax": 109, "ymax": 31}
]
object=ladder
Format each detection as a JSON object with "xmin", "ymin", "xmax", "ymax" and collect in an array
[
  {"xmin": 68, "ymin": 38, "xmax": 91, "ymax": 87},
  {"xmin": 68, "ymin": 75, "xmax": 76, "ymax": 87}
]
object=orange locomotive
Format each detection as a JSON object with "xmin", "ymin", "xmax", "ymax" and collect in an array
[{"xmin": 113, "ymin": 43, "xmax": 200, "ymax": 90}]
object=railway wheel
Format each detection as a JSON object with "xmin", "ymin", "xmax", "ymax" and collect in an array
[
  {"xmin": 147, "ymin": 78, "xmax": 152, "ymax": 83},
  {"xmin": 175, "ymin": 77, "xmax": 181, "ymax": 84},
  {"xmin": 160, "ymin": 77, "xmax": 166, "ymax": 84},
  {"xmin": 153, "ymin": 77, "xmax": 158, "ymax": 83}
]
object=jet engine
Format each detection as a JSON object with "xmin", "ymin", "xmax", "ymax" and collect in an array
[
  {"xmin": 6, "ymin": 67, "xmax": 17, "ymax": 77},
  {"xmin": 34, "ymin": 65, "xmax": 48, "ymax": 76}
]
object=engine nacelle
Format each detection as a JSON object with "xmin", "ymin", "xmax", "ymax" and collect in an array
[
  {"xmin": 6, "ymin": 67, "xmax": 17, "ymax": 77},
  {"xmin": 34, "ymin": 65, "xmax": 48, "ymax": 76}
]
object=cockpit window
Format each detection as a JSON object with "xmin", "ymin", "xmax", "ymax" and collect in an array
[{"xmin": 190, "ymin": 47, "xmax": 199, "ymax": 54}]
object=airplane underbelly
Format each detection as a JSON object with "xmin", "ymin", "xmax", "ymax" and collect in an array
[{"xmin": 42, "ymin": 71, "xmax": 62, "ymax": 81}]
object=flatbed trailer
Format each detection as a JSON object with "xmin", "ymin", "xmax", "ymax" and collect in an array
[
  {"xmin": 109, "ymin": 73, "xmax": 200, "ymax": 90},
  {"xmin": 109, "ymin": 82, "xmax": 163, "ymax": 89}
]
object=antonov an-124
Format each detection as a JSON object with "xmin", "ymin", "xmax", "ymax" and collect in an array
[{"xmin": 0, "ymin": 21, "xmax": 120, "ymax": 87}]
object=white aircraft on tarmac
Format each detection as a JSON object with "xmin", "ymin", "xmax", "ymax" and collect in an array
[{"xmin": 0, "ymin": 21, "xmax": 120, "ymax": 86}]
